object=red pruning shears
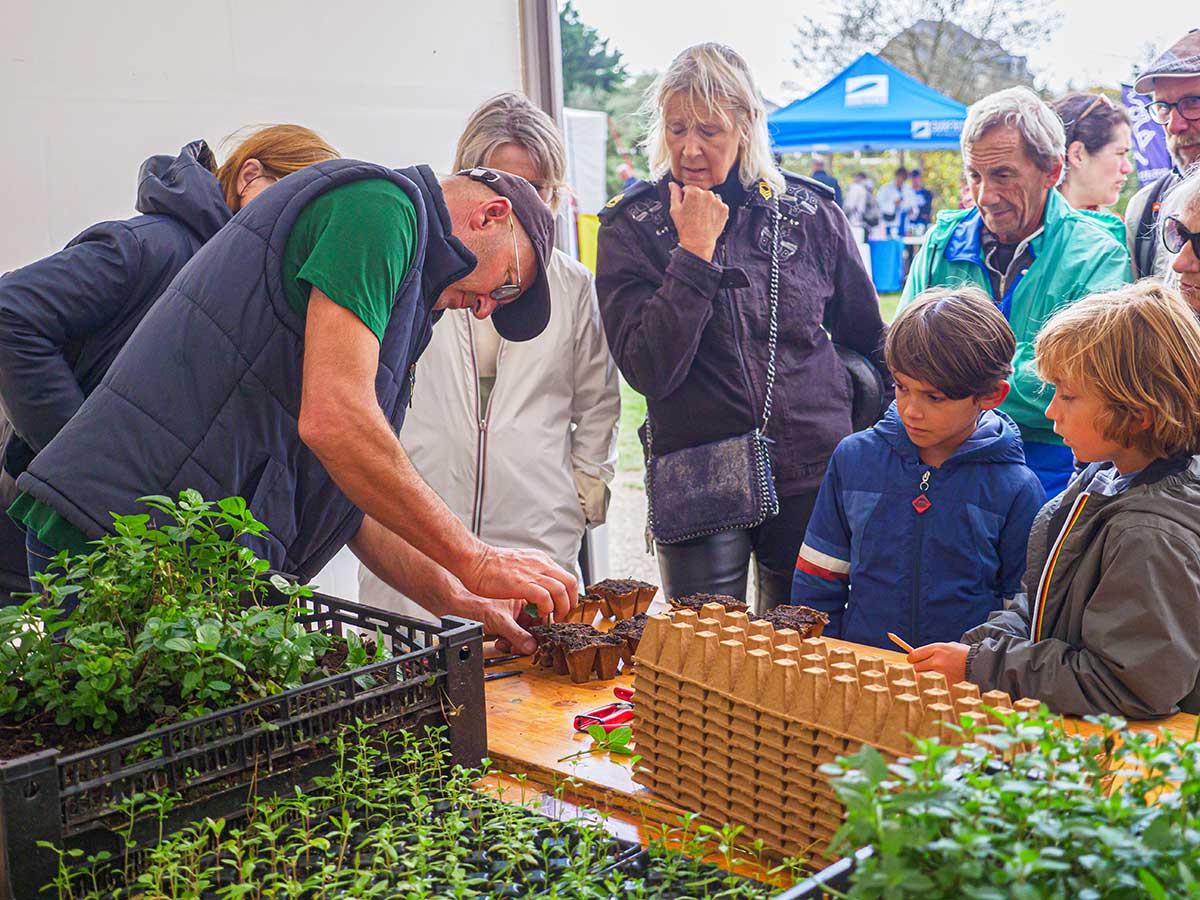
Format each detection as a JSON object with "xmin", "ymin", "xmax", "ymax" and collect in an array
[{"xmin": 573, "ymin": 686, "xmax": 636, "ymax": 733}]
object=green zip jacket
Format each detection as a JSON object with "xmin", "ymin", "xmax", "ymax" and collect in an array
[{"xmin": 900, "ymin": 190, "xmax": 1131, "ymax": 446}]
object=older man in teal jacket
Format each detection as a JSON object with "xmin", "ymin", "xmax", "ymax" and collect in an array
[{"xmin": 902, "ymin": 87, "xmax": 1131, "ymax": 496}]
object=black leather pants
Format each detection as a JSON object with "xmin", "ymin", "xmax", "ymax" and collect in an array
[{"xmin": 655, "ymin": 490, "xmax": 819, "ymax": 613}]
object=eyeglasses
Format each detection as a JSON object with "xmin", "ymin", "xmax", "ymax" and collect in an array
[
  {"xmin": 489, "ymin": 216, "xmax": 522, "ymax": 302},
  {"xmin": 1163, "ymin": 215, "xmax": 1200, "ymax": 257},
  {"xmin": 1146, "ymin": 96, "xmax": 1200, "ymax": 125}
]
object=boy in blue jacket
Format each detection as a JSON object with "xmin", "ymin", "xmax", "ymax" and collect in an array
[{"xmin": 791, "ymin": 286, "xmax": 1045, "ymax": 651}]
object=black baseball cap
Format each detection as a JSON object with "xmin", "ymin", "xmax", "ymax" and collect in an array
[{"xmin": 457, "ymin": 166, "xmax": 555, "ymax": 342}]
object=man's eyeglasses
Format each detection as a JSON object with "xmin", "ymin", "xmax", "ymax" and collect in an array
[
  {"xmin": 1163, "ymin": 215, "xmax": 1200, "ymax": 258},
  {"xmin": 1146, "ymin": 96, "xmax": 1200, "ymax": 126},
  {"xmin": 489, "ymin": 216, "xmax": 522, "ymax": 302}
]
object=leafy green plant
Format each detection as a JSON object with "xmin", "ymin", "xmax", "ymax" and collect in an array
[
  {"xmin": 39, "ymin": 724, "xmax": 780, "ymax": 900},
  {"xmin": 558, "ymin": 723, "xmax": 639, "ymax": 764},
  {"xmin": 825, "ymin": 708, "xmax": 1200, "ymax": 899},
  {"xmin": 0, "ymin": 490, "xmax": 331, "ymax": 738}
]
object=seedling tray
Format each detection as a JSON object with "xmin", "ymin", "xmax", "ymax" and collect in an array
[
  {"xmin": 82, "ymin": 791, "xmax": 644, "ymax": 899},
  {"xmin": 0, "ymin": 587, "xmax": 485, "ymax": 900},
  {"xmin": 773, "ymin": 847, "xmax": 873, "ymax": 899}
]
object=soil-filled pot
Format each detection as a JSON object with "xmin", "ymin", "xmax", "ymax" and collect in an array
[
  {"xmin": 588, "ymin": 579, "xmax": 658, "ymax": 621},
  {"xmin": 564, "ymin": 645, "xmax": 599, "ymax": 683},
  {"xmin": 593, "ymin": 638, "xmax": 625, "ymax": 680}
]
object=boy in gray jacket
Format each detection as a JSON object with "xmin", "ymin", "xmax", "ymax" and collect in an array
[{"xmin": 910, "ymin": 282, "xmax": 1200, "ymax": 719}]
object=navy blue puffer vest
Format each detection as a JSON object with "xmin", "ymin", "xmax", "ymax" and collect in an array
[{"xmin": 17, "ymin": 160, "xmax": 475, "ymax": 580}]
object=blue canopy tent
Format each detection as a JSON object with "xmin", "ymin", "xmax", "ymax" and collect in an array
[{"xmin": 768, "ymin": 53, "xmax": 967, "ymax": 152}]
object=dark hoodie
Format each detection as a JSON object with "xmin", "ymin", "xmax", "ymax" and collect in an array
[
  {"xmin": 791, "ymin": 403, "xmax": 1046, "ymax": 650},
  {"xmin": 0, "ymin": 140, "xmax": 230, "ymax": 475}
]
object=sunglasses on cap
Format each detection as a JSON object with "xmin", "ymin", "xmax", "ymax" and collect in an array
[
  {"xmin": 489, "ymin": 216, "xmax": 522, "ymax": 302},
  {"xmin": 1163, "ymin": 215, "xmax": 1200, "ymax": 258}
]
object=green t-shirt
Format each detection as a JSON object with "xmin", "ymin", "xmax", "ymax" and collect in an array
[{"xmin": 11, "ymin": 178, "xmax": 418, "ymax": 554}]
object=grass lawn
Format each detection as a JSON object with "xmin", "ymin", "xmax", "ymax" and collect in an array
[{"xmin": 616, "ymin": 293, "xmax": 901, "ymax": 472}]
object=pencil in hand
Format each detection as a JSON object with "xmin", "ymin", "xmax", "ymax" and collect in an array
[{"xmin": 887, "ymin": 632, "xmax": 915, "ymax": 654}]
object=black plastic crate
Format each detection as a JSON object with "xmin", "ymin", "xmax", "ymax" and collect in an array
[{"xmin": 0, "ymin": 588, "xmax": 485, "ymax": 900}]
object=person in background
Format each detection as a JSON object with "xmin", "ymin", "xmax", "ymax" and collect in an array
[
  {"xmin": 617, "ymin": 162, "xmax": 638, "ymax": 190},
  {"xmin": 791, "ymin": 287, "xmax": 1043, "ymax": 651},
  {"xmin": 1052, "ymin": 92, "xmax": 1133, "ymax": 244},
  {"xmin": 1126, "ymin": 29, "xmax": 1200, "ymax": 279},
  {"xmin": 810, "ymin": 154, "xmax": 842, "ymax": 206},
  {"xmin": 1160, "ymin": 167, "xmax": 1200, "ymax": 316},
  {"xmin": 901, "ymin": 87, "xmax": 1131, "ymax": 498},
  {"xmin": 0, "ymin": 125, "xmax": 339, "ymax": 602},
  {"xmin": 842, "ymin": 171, "xmax": 878, "ymax": 241},
  {"xmin": 597, "ymin": 43, "xmax": 887, "ymax": 610},
  {"xmin": 876, "ymin": 166, "xmax": 912, "ymax": 233},
  {"xmin": 911, "ymin": 283, "xmax": 1200, "ymax": 719},
  {"xmin": 908, "ymin": 170, "xmax": 933, "ymax": 228},
  {"xmin": 358, "ymin": 92, "xmax": 620, "ymax": 620}
]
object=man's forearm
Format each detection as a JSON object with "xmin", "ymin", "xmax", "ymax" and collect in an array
[
  {"xmin": 308, "ymin": 399, "xmax": 484, "ymax": 582},
  {"xmin": 349, "ymin": 515, "xmax": 465, "ymax": 618}
]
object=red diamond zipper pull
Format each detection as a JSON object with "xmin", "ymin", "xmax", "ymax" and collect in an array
[{"xmin": 912, "ymin": 469, "xmax": 932, "ymax": 513}]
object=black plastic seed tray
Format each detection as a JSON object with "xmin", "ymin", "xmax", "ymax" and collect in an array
[
  {"xmin": 772, "ymin": 846, "xmax": 873, "ymax": 899},
  {"xmin": 0, "ymin": 586, "xmax": 486, "ymax": 900}
]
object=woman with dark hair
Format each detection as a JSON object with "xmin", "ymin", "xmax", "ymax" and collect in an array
[{"xmin": 1052, "ymin": 92, "xmax": 1134, "ymax": 242}]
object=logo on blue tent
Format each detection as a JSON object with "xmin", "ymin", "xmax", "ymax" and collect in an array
[
  {"xmin": 845, "ymin": 75, "xmax": 888, "ymax": 108},
  {"xmin": 910, "ymin": 119, "xmax": 963, "ymax": 140}
]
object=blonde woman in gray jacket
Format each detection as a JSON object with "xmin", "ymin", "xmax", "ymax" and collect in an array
[
  {"xmin": 359, "ymin": 93, "xmax": 620, "ymax": 624},
  {"xmin": 911, "ymin": 283, "xmax": 1200, "ymax": 719}
]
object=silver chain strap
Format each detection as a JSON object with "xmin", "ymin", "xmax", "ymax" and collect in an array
[{"xmin": 759, "ymin": 198, "xmax": 781, "ymax": 436}]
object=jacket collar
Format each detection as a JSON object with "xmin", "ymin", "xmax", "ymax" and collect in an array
[
  {"xmin": 872, "ymin": 402, "xmax": 1026, "ymax": 467},
  {"xmin": 944, "ymin": 188, "xmax": 1069, "ymax": 264},
  {"xmin": 402, "ymin": 165, "xmax": 477, "ymax": 310}
]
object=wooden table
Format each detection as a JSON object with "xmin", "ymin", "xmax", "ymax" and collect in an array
[
  {"xmin": 482, "ymin": 636, "xmax": 1198, "ymax": 879},
  {"xmin": 486, "ymin": 639, "xmax": 1197, "ymax": 785}
]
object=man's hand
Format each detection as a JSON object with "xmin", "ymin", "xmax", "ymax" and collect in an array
[
  {"xmin": 669, "ymin": 182, "xmax": 728, "ymax": 262},
  {"xmin": 462, "ymin": 545, "xmax": 577, "ymax": 624},
  {"xmin": 908, "ymin": 642, "xmax": 971, "ymax": 684},
  {"xmin": 445, "ymin": 590, "xmax": 542, "ymax": 656}
]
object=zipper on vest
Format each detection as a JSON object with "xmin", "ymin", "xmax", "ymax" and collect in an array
[{"xmin": 467, "ymin": 323, "xmax": 485, "ymax": 535}]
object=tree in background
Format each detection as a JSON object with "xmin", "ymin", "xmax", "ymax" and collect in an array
[
  {"xmin": 560, "ymin": 0, "xmax": 628, "ymax": 95},
  {"xmin": 790, "ymin": 0, "xmax": 1059, "ymax": 105},
  {"xmin": 559, "ymin": 2, "xmax": 655, "ymax": 197}
]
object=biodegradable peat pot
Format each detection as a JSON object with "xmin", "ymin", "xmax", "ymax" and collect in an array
[
  {"xmin": 593, "ymin": 639, "xmax": 625, "ymax": 680},
  {"xmin": 564, "ymin": 596, "xmax": 608, "ymax": 624},
  {"xmin": 564, "ymin": 645, "xmax": 599, "ymax": 683},
  {"xmin": 587, "ymin": 579, "xmax": 658, "ymax": 621}
]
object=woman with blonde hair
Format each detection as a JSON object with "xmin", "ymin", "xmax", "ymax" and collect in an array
[
  {"xmin": 597, "ymin": 43, "xmax": 888, "ymax": 610},
  {"xmin": 1159, "ymin": 166, "xmax": 1200, "ymax": 316},
  {"xmin": 0, "ymin": 124, "xmax": 338, "ymax": 600},
  {"xmin": 358, "ymin": 92, "xmax": 620, "ymax": 622}
]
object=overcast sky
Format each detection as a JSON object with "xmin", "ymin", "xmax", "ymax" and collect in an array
[{"xmin": 568, "ymin": 1, "xmax": 1194, "ymax": 105}]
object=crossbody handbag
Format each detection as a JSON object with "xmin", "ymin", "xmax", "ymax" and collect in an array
[{"xmin": 642, "ymin": 196, "xmax": 781, "ymax": 546}]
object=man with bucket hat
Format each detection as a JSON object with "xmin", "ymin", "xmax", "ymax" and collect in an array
[
  {"xmin": 1127, "ymin": 29, "xmax": 1200, "ymax": 278},
  {"xmin": 10, "ymin": 161, "xmax": 575, "ymax": 652}
]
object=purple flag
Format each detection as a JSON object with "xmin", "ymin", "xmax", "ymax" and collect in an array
[{"xmin": 1121, "ymin": 84, "xmax": 1172, "ymax": 188}]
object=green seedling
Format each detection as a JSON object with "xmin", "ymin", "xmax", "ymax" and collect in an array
[{"xmin": 557, "ymin": 723, "xmax": 638, "ymax": 763}]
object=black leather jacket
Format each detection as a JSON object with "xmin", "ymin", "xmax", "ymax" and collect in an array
[{"xmin": 596, "ymin": 169, "xmax": 888, "ymax": 496}]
